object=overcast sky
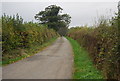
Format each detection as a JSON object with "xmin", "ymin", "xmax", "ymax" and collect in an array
[{"xmin": 1, "ymin": 1, "xmax": 118, "ymax": 27}]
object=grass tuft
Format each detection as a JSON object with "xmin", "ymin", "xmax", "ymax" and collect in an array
[{"xmin": 66, "ymin": 37, "xmax": 104, "ymax": 79}]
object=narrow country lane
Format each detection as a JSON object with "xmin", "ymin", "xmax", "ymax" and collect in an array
[{"xmin": 2, "ymin": 37, "xmax": 73, "ymax": 79}]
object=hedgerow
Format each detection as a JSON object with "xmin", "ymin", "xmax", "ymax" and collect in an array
[
  {"xmin": 2, "ymin": 14, "xmax": 58, "ymax": 61},
  {"xmin": 67, "ymin": 15, "xmax": 120, "ymax": 80}
]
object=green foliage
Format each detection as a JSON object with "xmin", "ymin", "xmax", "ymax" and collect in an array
[
  {"xmin": 2, "ymin": 37, "xmax": 57, "ymax": 65},
  {"xmin": 2, "ymin": 14, "xmax": 58, "ymax": 63},
  {"xmin": 35, "ymin": 5, "xmax": 71, "ymax": 34},
  {"xmin": 67, "ymin": 16, "xmax": 120, "ymax": 80},
  {"xmin": 66, "ymin": 37, "xmax": 103, "ymax": 79}
]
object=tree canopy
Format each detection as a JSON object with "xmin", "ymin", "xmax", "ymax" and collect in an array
[{"xmin": 35, "ymin": 5, "xmax": 71, "ymax": 33}]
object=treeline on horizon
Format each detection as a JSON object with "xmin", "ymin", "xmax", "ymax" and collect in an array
[
  {"xmin": 67, "ymin": 13, "xmax": 120, "ymax": 80},
  {"xmin": 1, "ymin": 14, "xmax": 59, "ymax": 63}
]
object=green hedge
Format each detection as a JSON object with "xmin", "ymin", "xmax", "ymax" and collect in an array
[
  {"xmin": 2, "ymin": 14, "xmax": 58, "ymax": 61},
  {"xmin": 67, "ymin": 18, "xmax": 120, "ymax": 80}
]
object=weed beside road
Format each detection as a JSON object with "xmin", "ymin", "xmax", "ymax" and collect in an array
[
  {"xmin": 66, "ymin": 37, "xmax": 103, "ymax": 79},
  {"xmin": 1, "ymin": 37, "xmax": 58, "ymax": 66}
]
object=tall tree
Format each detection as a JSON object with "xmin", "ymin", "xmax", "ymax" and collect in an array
[{"xmin": 35, "ymin": 5, "xmax": 71, "ymax": 34}]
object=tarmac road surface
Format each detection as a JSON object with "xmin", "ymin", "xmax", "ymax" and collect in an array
[{"xmin": 2, "ymin": 37, "xmax": 73, "ymax": 79}]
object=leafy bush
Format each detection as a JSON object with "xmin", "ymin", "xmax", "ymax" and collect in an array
[
  {"xmin": 67, "ymin": 15, "xmax": 120, "ymax": 80},
  {"xmin": 2, "ymin": 14, "xmax": 58, "ymax": 61}
]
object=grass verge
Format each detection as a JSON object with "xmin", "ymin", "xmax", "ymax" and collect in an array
[
  {"xmin": 66, "ymin": 37, "xmax": 104, "ymax": 79},
  {"xmin": 1, "ymin": 37, "xmax": 58, "ymax": 66}
]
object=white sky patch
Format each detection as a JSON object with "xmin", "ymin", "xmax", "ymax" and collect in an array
[
  {"xmin": 1, "ymin": 0, "xmax": 119, "ymax": 2},
  {"xmin": 1, "ymin": 2, "xmax": 118, "ymax": 27},
  {"xmin": 0, "ymin": 3, "xmax": 1, "ymax": 25}
]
